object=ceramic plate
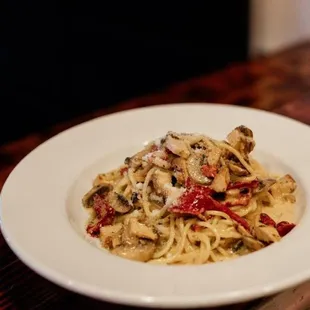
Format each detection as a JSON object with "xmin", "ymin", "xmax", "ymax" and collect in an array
[{"xmin": 1, "ymin": 103, "xmax": 310, "ymax": 308}]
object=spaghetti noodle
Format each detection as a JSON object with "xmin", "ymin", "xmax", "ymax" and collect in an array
[{"xmin": 82, "ymin": 125, "xmax": 297, "ymax": 264}]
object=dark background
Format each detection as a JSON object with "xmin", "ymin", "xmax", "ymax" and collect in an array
[{"xmin": 0, "ymin": 2, "xmax": 250, "ymax": 145}]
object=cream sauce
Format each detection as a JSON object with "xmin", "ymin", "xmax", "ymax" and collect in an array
[{"xmin": 262, "ymin": 201, "xmax": 295, "ymax": 223}]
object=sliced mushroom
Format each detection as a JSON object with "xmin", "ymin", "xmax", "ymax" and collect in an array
[
  {"xmin": 210, "ymin": 166, "xmax": 230, "ymax": 192},
  {"xmin": 191, "ymin": 140, "xmax": 207, "ymax": 151},
  {"xmin": 82, "ymin": 183, "xmax": 111, "ymax": 208},
  {"xmin": 111, "ymin": 240, "xmax": 156, "ymax": 262},
  {"xmin": 187, "ymin": 154, "xmax": 212, "ymax": 184},
  {"xmin": 226, "ymin": 125, "xmax": 255, "ymax": 160},
  {"xmin": 109, "ymin": 193, "xmax": 132, "ymax": 213},
  {"xmin": 254, "ymin": 225, "xmax": 281, "ymax": 243},
  {"xmin": 227, "ymin": 161, "xmax": 249, "ymax": 176},
  {"xmin": 165, "ymin": 133, "xmax": 190, "ymax": 159},
  {"xmin": 254, "ymin": 178, "xmax": 277, "ymax": 194},
  {"xmin": 231, "ymin": 240, "xmax": 244, "ymax": 253},
  {"xmin": 127, "ymin": 144, "xmax": 155, "ymax": 169},
  {"xmin": 129, "ymin": 218, "xmax": 158, "ymax": 240},
  {"xmin": 242, "ymin": 236, "xmax": 265, "ymax": 251}
]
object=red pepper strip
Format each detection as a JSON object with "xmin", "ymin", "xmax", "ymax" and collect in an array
[
  {"xmin": 87, "ymin": 194, "xmax": 115, "ymax": 237},
  {"xmin": 227, "ymin": 180, "xmax": 259, "ymax": 190},
  {"xmin": 120, "ymin": 167, "xmax": 128, "ymax": 175},
  {"xmin": 210, "ymin": 198, "xmax": 251, "ymax": 231},
  {"xmin": 170, "ymin": 186, "xmax": 250, "ymax": 231},
  {"xmin": 185, "ymin": 177, "xmax": 194, "ymax": 188},
  {"xmin": 201, "ymin": 165, "xmax": 218, "ymax": 178},
  {"xmin": 276, "ymin": 221, "xmax": 296, "ymax": 237},
  {"xmin": 260, "ymin": 213, "xmax": 276, "ymax": 227},
  {"xmin": 165, "ymin": 147, "xmax": 173, "ymax": 155},
  {"xmin": 150, "ymin": 144, "xmax": 159, "ymax": 152}
]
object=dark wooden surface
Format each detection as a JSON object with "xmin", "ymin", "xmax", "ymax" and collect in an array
[{"xmin": 1, "ymin": 42, "xmax": 310, "ymax": 309}]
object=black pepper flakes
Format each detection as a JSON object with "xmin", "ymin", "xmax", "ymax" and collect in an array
[{"xmin": 131, "ymin": 192, "xmax": 139, "ymax": 203}]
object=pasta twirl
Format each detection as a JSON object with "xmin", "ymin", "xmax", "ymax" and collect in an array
[{"xmin": 82, "ymin": 126, "xmax": 297, "ymax": 264}]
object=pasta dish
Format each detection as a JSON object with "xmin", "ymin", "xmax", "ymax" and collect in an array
[{"xmin": 82, "ymin": 126, "xmax": 297, "ymax": 264}]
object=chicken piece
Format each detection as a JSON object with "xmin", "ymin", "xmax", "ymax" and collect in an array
[
  {"xmin": 207, "ymin": 144, "xmax": 222, "ymax": 166},
  {"xmin": 120, "ymin": 217, "xmax": 140, "ymax": 247},
  {"xmin": 129, "ymin": 218, "xmax": 158, "ymax": 241},
  {"xmin": 237, "ymin": 224, "xmax": 253, "ymax": 238},
  {"xmin": 254, "ymin": 225, "xmax": 281, "ymax": 243},
  {"xmin": 133, "ymin": 164, "xmax": 152, "ymax": 182},
  {"xmin": 171, "ymin": 157, "xmax": 188, "ymax": 184},
  {"xmin": 152, "ymin": 156, "xmax": 171, "ymax": 169},
  {"xmin": 210, "ymin": 166, "xmax": 230, "ymax": 192},
  {"xmin": 142, "ymin": 150, "xmax": 171, "ymax": 169},
  {"xmin": 279, "ymin": 174, "xmax": 297, "ymax": 193},
  {"xmin": 226, "ymin": 125, "xmax": 255, "ymax": 160},
  {"xmin": 152, "ymin": 169, "xmax": 172, "ymax": 196},
  {"xmin": 100, "ymin": 223, "xmax": 123, "ymax": 248},
  {"xmin": 165, "ymin": 133, "xmax": 190, "ymax": 159},
  {"xmin": 283, "ymin": 194, "xmax": 296, "ymax": 203},
  {"xmin": 152, "ymin": 169, "xmax": 185, "ymax": 206},
  {"xmin": 270, "ymin": 174, "xmax": 297, "ymax": 200},
  {"xmin": 243, "ymin": 236, "xmax": 265, "ymax": 251}
]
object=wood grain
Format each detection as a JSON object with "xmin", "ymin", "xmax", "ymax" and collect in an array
[{"xmin": 1, "ymin": 42, "xmax": 310, "ymax": 310}]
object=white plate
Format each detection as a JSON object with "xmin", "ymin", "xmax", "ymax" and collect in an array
[{"xmin": 1, "ymin": 103, "xmax": 310, "ymax": 308}]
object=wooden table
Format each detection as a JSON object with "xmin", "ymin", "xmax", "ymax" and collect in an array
[{"xmin": 1, "ymin": 42, "xmax": 310, "ymax": 310}]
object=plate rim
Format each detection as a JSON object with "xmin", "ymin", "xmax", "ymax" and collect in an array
[{"xmin": 1, "ymin": 102, "xmax": 310, "ymax": 308}]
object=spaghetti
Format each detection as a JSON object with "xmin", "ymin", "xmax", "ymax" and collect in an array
[{"xmin": 82, "ymin": 125, "xmax": 297, "ymax": 264}]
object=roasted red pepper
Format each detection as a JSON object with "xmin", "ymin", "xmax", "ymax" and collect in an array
[
  {"xmin": 170, "ymin": 185, "xmax": 250, "ymax": 231},
  {"xmin": 276, "ymin": 221, "xmax": 296, "ymax": 237},
  {"xmin": 87, "ymin": 194, "xmax": 115, "ymax": 237},
  {"xmin": 260, "ymin": 213, "xmax": 276, "ymax": 227},
  {"xmin": 150, "ymin": 144, "xmax": 159, "ymax": 152},
  {"xmin": 227, "ymin": 179, "xmax": 259, "ymax": 190},
  {"xmin": 201, "ymin": 165, "xmax": 218, "ymax": 178},
  {"xmin": 120, "ymin": 167, "xmax": 128, "ymax": 175}
]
